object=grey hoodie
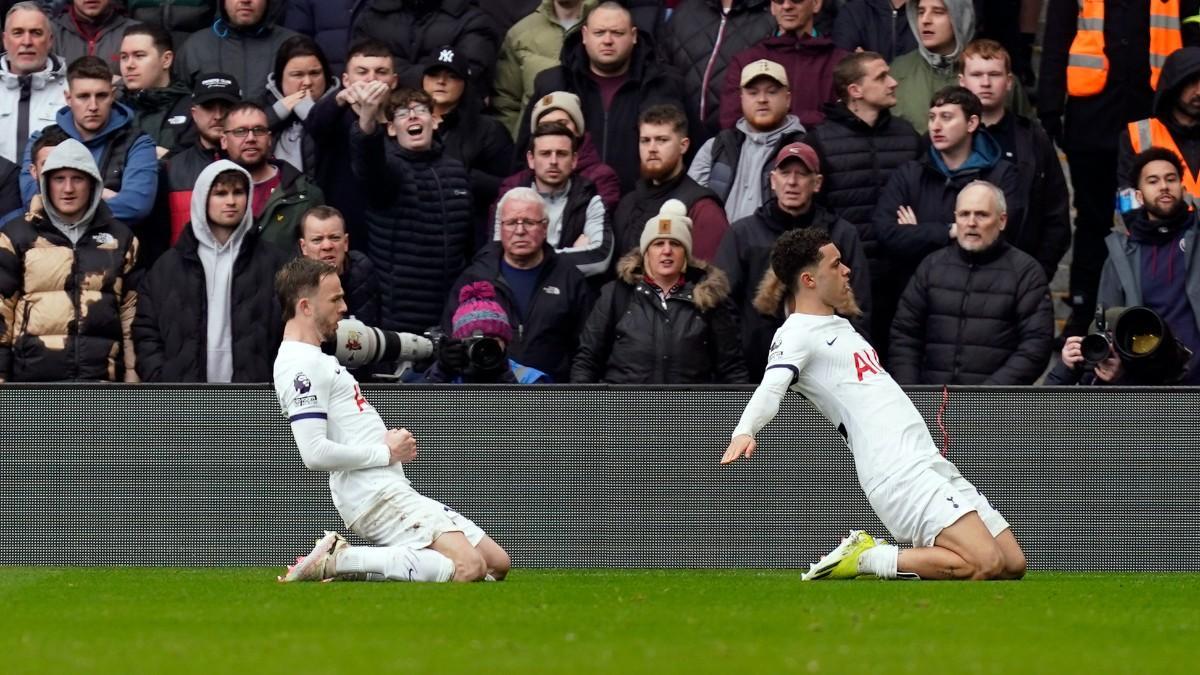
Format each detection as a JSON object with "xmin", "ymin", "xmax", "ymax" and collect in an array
[
  {"xmin": 38, "ymin": 138, "xmax": 104, "ymax": 245},
  {"xmin": 688, "ymin": 114, "xmax": 806, "ymax": 223},
  {"xmin": 189, "ymin": 160, "xmax": 255, "ymax": 383},
  {"xmin": 906, "ymin": 0, "xmax": 974, "ymax": 71}
]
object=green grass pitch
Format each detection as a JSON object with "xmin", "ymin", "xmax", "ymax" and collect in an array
[{"xmin": 3, "ymin": 568, "xmax": 1196, "ymax": 674}]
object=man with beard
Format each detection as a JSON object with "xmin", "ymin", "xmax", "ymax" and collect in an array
[
  {"xmin": 613, "ymin": 104, "xmax": 727, "ymax": 261},
  {"xmin": 221, "ymin": 100, "xmax": 324, "ymax": 249},
  {"xmin": 1053, "ymin": 148, "xmax": 1200, "ymax": 385}
]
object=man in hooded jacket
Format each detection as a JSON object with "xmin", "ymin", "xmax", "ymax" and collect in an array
[
  {"xmin": 0, "ymin": 138, "xmax": 139, "ymax": 382},
  {"xmin": 173, "ymin": 0, "xmax": 298, "ymax": 99},
  {"xmin": 1116, "ymin": 48, "xmax": 1200, "ymax": 204},
  {"xmin": 133, "ymin": 159, "xmax": 287, "ymax": 382}
]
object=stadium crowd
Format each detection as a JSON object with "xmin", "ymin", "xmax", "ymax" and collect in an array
[{"xmin": 1, "ymin": 0, "xmax": 1198, "ymax": 386}]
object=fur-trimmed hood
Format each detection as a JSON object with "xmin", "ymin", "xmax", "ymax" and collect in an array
[{"xmin": 615, "ymin": 250, "xmax": 731, "ymax": 312}]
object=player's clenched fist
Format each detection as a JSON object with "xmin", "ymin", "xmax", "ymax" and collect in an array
[
  {"xmin": 385, "ymin": 428, "xmax": 417, "ymax": 464},
  {"xmin": 720, "ymin": 434, "xmax": 757, "ymax": 464}
]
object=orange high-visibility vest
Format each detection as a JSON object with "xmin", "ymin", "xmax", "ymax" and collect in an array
[
  {"xmin": 1067, "ymin": 0, "xmax": 1183, "ymax": 97},
  {"xmin": 1127, "ymin": 117, "xmax": 1200, "ymax": 200}
]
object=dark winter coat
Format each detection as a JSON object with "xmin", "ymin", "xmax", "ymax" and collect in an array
[
  {"xmin": 444, "ymin": 243, "xmax": 592, "ymax": 383},
  {"xmin": 492, "ymin": 173, "xmax": 612, "ymax": 278},
  {"xmin": 173, "ymin": 0, "xmax": 299, "ymax": 99},
  {"xmin": 571, "ymin": 252, "xmax": 747, "ymax": 384},
  {"xmin": 0, "ymin": 156, "xmax": 20, "ymax": 220},
  {"xmin": 127, "ymin": 0, "xmax": 218, "ymax": 45},
  {"xmin": 342, "ymin": 249, "xmax": 380, "ymax": 327},
  {"xmin": 121, "ymin": 81, "xmax": 193, "ymax": 152},
  {"xmin": 349, "ymin": 127, "xmax": 473, "ymax": 334},
  {"xmin": 51, "ymin": 4, "xmax": 137, "ymax": 65},
  {"xmin": 285, "ymin": 0, "xmax": 355, "ymax": 75},
  {"xmin": 0, "ymin": 203, "xmax": 138, "ymax": 382},
  {"xmin": 304, "ymin": 96, "xmax": 367, "ymax": 247},
  {"xmin": 714, "ymin": 201, "xmax": 871, "ymax": 377},
  {"xmin": 719, "ymin": 32, "xmax": 849, "ymax": 128},
  {"xmin": 518, "ymin": 30, "xmax": 690, "ymax": 194},
  {"xmin": 890, "ymin": 240, "xmax": 1053, "ymax": 385},
  {"xmin": 133, "ymin": 225, "xmax": 286, "ymax": 382},
  {"xmin": 612, "ymin": 171, "xmax": 721, "ymax": 260},
  {"xmin": 436, "ymin": 99, "xmax": 515, "ymax": 227},
  {"xmin": 660, "ymin": 0, "xmax": 776, "ymax": 138},
  {"xmin": 832, "ymin": 0, "xmax": 919, "ymax": 63},
  {"xmin": 350, "ymin": 0, "xmax": 499, "ymax": 93},
  {"xmin": 162, "ymin": 141, "xmax": 222, "ymax": 244}
]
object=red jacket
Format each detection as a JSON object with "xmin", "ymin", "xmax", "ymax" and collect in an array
[{"xmin": 719, "ymin": 33, "xmax": 849, "ymax": 129}]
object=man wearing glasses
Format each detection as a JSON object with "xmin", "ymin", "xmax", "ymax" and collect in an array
[
  {"xmin": 221, "ymin": 100, "xmax": 324, "ymax": 250},
  {"xmin": 349, "ymin": 83, "xmax": 474, "ymax": 335}
]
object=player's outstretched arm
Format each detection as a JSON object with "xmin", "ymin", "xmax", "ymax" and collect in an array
[
  {"xmin": 720, "ymin": 434, "xmax": 757, "ymax": 464},
  {"xmin": 720, "ymin": 367, "xmax": 793, "ymax": 464}
]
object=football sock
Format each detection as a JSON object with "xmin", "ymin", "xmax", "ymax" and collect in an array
[
  {"xmin": 858, "ymin": 544, "xmax": 899, "ymax": 579},
  {"xmin": 335, "ymin": 546, "xmax": 454, "ymax": 582}
]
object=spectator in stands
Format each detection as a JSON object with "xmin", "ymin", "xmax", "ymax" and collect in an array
[
  {"xmin": 283, "ymin": 0, "xmax": 353, "ymax": 76},
  {"xmin": 661, "ymin": 0, "xmax": 775, "ymax": 139},
  {"xmin": 493, "ymin": 0, "xmax": 596, "ymax": 138},
  {"xmin": 126, "ymin": 0, "xmax": 216, "ymax": 47},
  {"xmin": 262, "ymin": 34, "xmax": 338, "ymax": 176},
  {"xmin": 719, "ymin": 0, "xmax": 848, "ymax": 128},
  {"xmin": 871, "ymin": 86, "xmax": 1019, "ymax": 359},
  {"xmin": 21, "ymin": 56, "xmax": 158, "ymax": 227},
  {"xmin": 0, "ymin": 139, "xmax": 139, "ymax": 382},
  {"xmin": 0, "ymin": 156, "xmax": 20, "ymax": 220},
  {"xmin": 614, "ymin": 104, "xmax": 726, "ymax": 262},
  {"xmin": 304, "ymin": 39, "xmax": 397, "ymax": 249},
  {"xmin": 221, "ymin": 100, "xmax": 323, "ymax": 249},
  {"xmin": 134, "ymin": 160, "xmax": 286, "ymax": 382},
  {"xmin": 890, "ymin": 0, "xmax": 974, "ymax": 133},
  {"xmin": 174, "ymin": 0, "xmax": 298, "ymax": 99},
  {"xmin": 715, "ymin": 141, "xmax": 869, "ymax": 377},
  {"xmin": 505, "ymin": 91, "xmax": 621, "ymax": 211},
  {"xmin": 833, "ymin": 0, "xmax": 918, "ymax": 62},
  {"xmin": 351, "ymin": 0, "xmax": 497, "ymax": 94},
  {"xmin": 424, "ymin": 46, "xmax": 514, "ymax": 229},
  {"xmin": 518, "ymin": 1, "xmax": 689, "ymax": 194},
  {"xmin": 805, "ymin": 51, "xmax": 920, "ymax": 347},
  {"xmin": 476, "ymin": 0, "xmax": 540, "ymax": 41},
  {"xmin": 890, "ymin": 180, "xmax": 1053, "ymax": 385},
  {"xmin": 424, "ymin": 281, "xmax": 551, "ymax": 383},
  {"xmin": 496, "ymin": 122, "xmax": 612, "ymax": 279},
  {"xmin": 118, "ymin": 23, "xmax": 192, "ymax": 157},
  {"xmin": 1, "ymin": 2, "xmax": 68, "ymax": 164},
  {"xmin": 350, "ymin": 85, "xmax": 473, "ymax": 334},
  {"xmin": 445, "ymin": 187, "xmax": 592, "ymax": 383},
  {"xmin": 1117, "ymin": 48, "xmax": 1200, "ymax": 206},
  {"xmin": 1040, "ymin": 0, "xmax": 1160, "ymax": 337},
  {"xmin": 1051, "ymin": 148, "xmax": 1200, "ymax": 385},
  {"xmin": 51, "ymin": 0, "xmax": 134, "ymax": 65},
  {"xmin": 958, "ymin": 38, "xmax": 1069, "ymax": 281},
  {"xmin": 18, "ymin": 124, "xmax": 70, "ymax": 217},
  {"xmin": 297, "ymin": 205, "xmax": 378, "ymax": 327},
  {"xmin": 690, "ymin": 59, "xmax": 805, "ymax": 223},
  {"xmin": 572, "ymin": 199, "xmax": 748, "ymax": 383},
  {"xmin": 162, "ymin": 72, "xmax": 240, "ymax": 243}
]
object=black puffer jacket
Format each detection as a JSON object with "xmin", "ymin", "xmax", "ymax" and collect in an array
[
  {"xmin": 436, "ymin": 95, "xmax": 515, "ymax": 225},
  {"xmin": 133, "ymin": 226, "xmax": 287, "ymax": 382},
  {"xmin": 444, "ymin": 243, "xmax": 593, "ymax": 383},
  {"xmin": 807, "ymin": 101, "xmax": 921, "ymax": 246},
  {"xmin": 660, "ymin": 0, "xmax": 775, "ymax": 138},
  {"xmin": 121, "ymin": 81, "xmax": 193, "ymax": 152},
  {"xmin": 351, "ymin": 0, "xmax": 499, "ymax": 93},
  {"xmin": 518, "ymin": 30, "xmax": 690, "ymax": 194},
  {"xmin": 571, "ymin": 252, "xmax": 747, "ymax": 383},
  {"xmin": 995, "ymin": 114, "xmax": 1071, "ymax": 280},
  {"xmin": 889, "ymin": 240, "xmax": 1053, "ymax": 385},
  {"xmin": 350, "ymin": 127, "xmax": 473, "ymax": 334},
  {"xmin": 342, "ymin": 250, "xmax": 380, "ymax": 328},
  {"xmin": 715, "ymin": 201, "xmax": 871, "ymax": 378},
  {"xmin": 832, "ymin": 0, "xmax": 919, "ymax": 62}
]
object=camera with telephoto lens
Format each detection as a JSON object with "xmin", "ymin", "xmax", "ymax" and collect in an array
[
  {"xmin": 1080, "ymin": 305, "xmax": 1193, "ymax": 384},
  {"xmin": 426, "ymin": 327, "xmax": 508, "ymax": 375},
  {"xmin": 333, "ymin": 318, "xmax": 433, "ymax": 377}
]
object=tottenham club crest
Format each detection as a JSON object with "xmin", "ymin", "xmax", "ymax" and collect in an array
[{"xmin": 293, "ymin": 372, "xmax": 312, "ymax": 394}]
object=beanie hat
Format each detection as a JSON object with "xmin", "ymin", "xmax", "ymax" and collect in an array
[
  {"xmin": 639, "ymin": 199, "xmax": 693, "ymax": 258},
  {"xmin": 530, "ymin": 91, "xmax": 586, "ymax": 135},
  {"xmin": 451, "ymin": 281, "xmax": 514, "ymax": 342}
]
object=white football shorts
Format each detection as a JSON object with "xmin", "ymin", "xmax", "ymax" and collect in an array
[
  {"xmin": 866, "ymin": 454, "xmax": 1010, "ymax": 548},
  {"xmin": 349, "ymin": 489, "xmax": 485, "ymax": 549}
]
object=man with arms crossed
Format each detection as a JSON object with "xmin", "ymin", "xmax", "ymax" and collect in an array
[
  {"xmin": 273, "ymin": 257, "xmax": 510, "ymax": 583},
  {"xmin": 720, "ymin": 227, "xmax": 1025, "ymax": 581}
]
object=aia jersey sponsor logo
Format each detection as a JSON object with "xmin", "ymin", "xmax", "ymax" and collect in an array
[{"xmin": 853, "ymin": 348, "xmax": 884, "ymax": 381}]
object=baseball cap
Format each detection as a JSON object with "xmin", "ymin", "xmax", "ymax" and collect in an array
[
  {"xmin": 423, "ymin": 45, "xmax": 470, "ymax": 79},
  {"xmin": 740, "ymin": 59, "xmax": 789, "ymax": 88},
  {"xmin": 192, "ymin": 73, "xmax": 242, "ymax": 105},
  {"xmin": 772, "ymin": 142, "xmax": 820, "ymax": 172}
]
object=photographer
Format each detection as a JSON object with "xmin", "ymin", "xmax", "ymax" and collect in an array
[
  {"xmin": 1047, "ymin": 147, "xmax": 1200, "ymax": 385},
  {"xmin": 423, "ymin": 281, "xmax": 550, "ymax": 384}
]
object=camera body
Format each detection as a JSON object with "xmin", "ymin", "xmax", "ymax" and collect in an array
[
  {"xmin": 427, "ymin": 328, "xmax": 508, "ymax": 377},
  {"xmin": 1081, "ymin": 306, "xmax": 1193, "ymax": 383}
]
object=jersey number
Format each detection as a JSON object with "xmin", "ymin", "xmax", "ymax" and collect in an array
[{"xmin": 352, "ymin": 384, "xmax": 367, "ymax": 411}]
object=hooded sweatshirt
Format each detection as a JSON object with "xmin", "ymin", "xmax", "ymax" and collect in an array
[
  {"xmin": 1116, "ymin": 47, "xmax": 1200, "ymax": 193},
  {"xmin": 689, "ymin": 114, "xmax": 806, "ymax": 223},
  {"xmin": 37, "ymin": 138, "xmax": 105, "ymax": 244},
  {"xmin": 264, "ymin": 72, "xmax": 340, "ymax": 175},
  {"xmin": 889, "ymin": 0, "xmax": 973, "ymax": 133},
  {"xmin": 189, "ymin": 160, "xmax": 255, "ymax": 383}
]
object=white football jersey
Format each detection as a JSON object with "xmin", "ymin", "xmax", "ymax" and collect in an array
[
  {"xmin": 753, "ymin": 313, "xmax": 940, "ymax": 495},
  {"xmin": 274, "ymin": 340, "xmax": 412, "ymax": 527}
]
